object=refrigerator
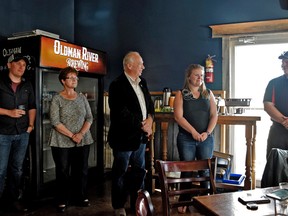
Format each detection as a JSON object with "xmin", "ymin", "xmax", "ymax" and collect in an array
[{"xmin": 0, "ymin": 35, "xmax": 107, "ymax": 198}]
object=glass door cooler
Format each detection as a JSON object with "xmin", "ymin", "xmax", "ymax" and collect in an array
[{"xmin": 0, "ymin": 35, "xmax": 107, "ymax": 198}]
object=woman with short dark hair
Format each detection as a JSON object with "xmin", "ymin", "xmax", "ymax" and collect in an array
[{"xmin": 49, "ymin": 66, "xmax": 94, "ymax": 213}]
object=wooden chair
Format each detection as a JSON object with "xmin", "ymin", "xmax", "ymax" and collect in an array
[
  {"xmin": 135, "ymin": 189, "xmax": 155, "ymax": 216},
  {"xmin": 156, "ymin": 158, "xmax": 216, "ymax": 216}
]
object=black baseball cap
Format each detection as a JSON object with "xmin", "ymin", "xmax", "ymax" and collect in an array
[
  {"xmin": 7, "ymin": 53, "xmax": 29, "ymax": 64},
  {"xmin": 278, "ymin": 51, "xmax": 288, "ymax": 59}
]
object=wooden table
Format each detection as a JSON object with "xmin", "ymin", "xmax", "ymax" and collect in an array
[
  {"xmin": 150, "ymin": 113, "xmax": 261, "ymax": 190},
  {"xmin": 193, "ymin": 187, "xmax": 279, "ymax": 216}
]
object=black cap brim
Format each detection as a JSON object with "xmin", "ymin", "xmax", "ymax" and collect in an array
[{"xmin": 279, "ymin": 56, "xmax": 288, "ymax": 59}]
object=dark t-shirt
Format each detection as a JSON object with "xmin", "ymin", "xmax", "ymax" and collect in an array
[{"xmin": 263, "ymin": 75, "xmax": 288, "ymax": 118}]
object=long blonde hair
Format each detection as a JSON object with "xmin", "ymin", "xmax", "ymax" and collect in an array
[{"xmin": 183, "ymin": 64, "xmax": 209, "ymax": 99}]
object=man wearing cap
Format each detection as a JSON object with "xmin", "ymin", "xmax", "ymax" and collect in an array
[
  {"xmin": 0, "ymin": 54, "xmax": 36, "ymax": 212},
  {"xmin": 263, "ymin": 51, "xmax": 288, "ymax": 159}
]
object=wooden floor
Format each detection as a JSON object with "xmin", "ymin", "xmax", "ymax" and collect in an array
[{"xmin": 0, "ymin": 177, "xmax": 205, "ymax": 216}]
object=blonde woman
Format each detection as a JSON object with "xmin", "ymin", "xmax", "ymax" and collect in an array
[{"xmin": 174, "ymin": 64, "xmax": 218, "ymax": 214}]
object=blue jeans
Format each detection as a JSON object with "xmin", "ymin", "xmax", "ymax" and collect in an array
[
  {"xmin": 177, "ymin": 131, "xmax": 214, "ymax": 201},
  {"xmin": 177, "ymin": 132, "xmax": 214, "ymax": 161},
  {"xmin": 111, "ymin": 143, "xmax": 146, "ymax": 209},
  {"xmin": 0, "ymin": 132, "xmax": 30, "ymax": 200}
]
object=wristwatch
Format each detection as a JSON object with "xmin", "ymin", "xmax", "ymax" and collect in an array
[{"xmin": 29, "ymin": 125, "xmax": 34, "ymax": 130}]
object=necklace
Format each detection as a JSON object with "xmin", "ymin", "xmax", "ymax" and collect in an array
[{"xmin": 182, "ymin": 89, "xmax": 198, "ymax": 101}]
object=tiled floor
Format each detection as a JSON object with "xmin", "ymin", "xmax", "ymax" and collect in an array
[{"xmin": 0, "ymin": 178, "xmax": 205, "ymax": 216}]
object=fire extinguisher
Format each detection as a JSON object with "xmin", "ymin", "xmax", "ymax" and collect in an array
[{"xmin": 205, "ymin": 55, "xmax": 216, "ymax": 83}]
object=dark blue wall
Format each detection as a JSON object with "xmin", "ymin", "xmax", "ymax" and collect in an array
[
  {"xmin": 0, "ymin": 1, "xmax": 75, "ymax": 42},
  {"xmin": 74, "ymin": 0, "xmax": 288, "ymax": 91},
  {"xmin": 1, "ymin": 0, "xmax": 287, "ymax": 91}
]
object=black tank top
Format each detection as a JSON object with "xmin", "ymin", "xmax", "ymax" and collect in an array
[{"xmin": 178, "ymin": 89, "xmax": 211, "ymax": 135}]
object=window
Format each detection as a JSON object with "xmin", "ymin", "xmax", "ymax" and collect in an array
[{"xmin": 223, "ymin": 33, "xmax": 288, "ymax": 186}]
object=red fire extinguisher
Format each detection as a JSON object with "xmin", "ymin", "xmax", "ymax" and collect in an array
[{"xmin": 205, "ymin": 55, "xmax": 216, "ymax": 83}]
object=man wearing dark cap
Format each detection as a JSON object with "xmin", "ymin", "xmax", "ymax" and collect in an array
[
  {"xmin": 0, "ymin": 54, "xmax": 36, "ymax": 212},
  {"xmin": 263, "ymin": 51, "xmax": 288, "ymax": 159}
]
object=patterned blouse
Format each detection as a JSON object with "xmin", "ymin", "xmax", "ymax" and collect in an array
[{"xmin": 48, "ymin": 93, "xmax": 94, "ymax": 148}]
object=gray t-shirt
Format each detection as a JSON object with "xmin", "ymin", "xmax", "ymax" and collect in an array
[{"xmin": 49, "ymin": 93, "xmax": 94, "ymax": 148}]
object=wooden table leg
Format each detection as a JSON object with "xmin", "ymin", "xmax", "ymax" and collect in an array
[
  {"xmin": 150, "ymin": 122, "xmax": 156, "ymax": 193},
  {"xmin": 251, "ymin": 123, "xmax": 257, "ymax": 189},
  {"xmin": 244, "ymin": 124, "xmax": 253, "ymax": 190},
  {"xmin": 161, "ymin": 122, "xmax": 169, "ymax": 161}
]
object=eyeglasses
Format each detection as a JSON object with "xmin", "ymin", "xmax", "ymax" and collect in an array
[{"xmin": 65, "ymin": 76, "xmax": 79, "ymax": 81}]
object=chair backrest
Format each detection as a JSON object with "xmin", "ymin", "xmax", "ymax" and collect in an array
[
  {"xmin": 135, "ymin": 189, "xmax": 155, "ymax": 216},
  {"xmin": 261, "ymin": 148, "xmax": 288, "ymax": 188},
  {"xmin": 213, "ymin": 151, "xmax": 233, "ymax": 181},
  {"xmin": 212, "ymin": 151, "xmax": 243, "ymax": 192},
  {"xmin": 156, "ymin": 158, "xmax": 216, "ymax": 216}
]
